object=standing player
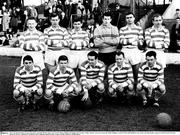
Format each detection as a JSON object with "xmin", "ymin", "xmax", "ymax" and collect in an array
[
  {"xmin": 67, "ymin": 17, "xmax": 90, "ymax": 77},
  {"xmin": 94, "ymin": 12, "xmax": 119, "ymax": 66},
  {"xmin": 79, "ymin": 51, "xmax": 105, "ymax": 107},
  {"xmin": 44, "ymin": 55, "xmax": 78, "ymax": 112},
  {"xmin": 145, "ymin": 13, "xmax": 170, "ymax": 68},
  {"xmin": 44, "ymin": 13, "xmax": 69, "ymax": 71},
  {"xmin": 137, "ymin": 51, "xmax": 166, "ymax": 107},
  {"xmin": 108, "ymin": 51, "xmax": 134, "ymax": 102},
  {"xmin": 13, "ymin": 55, "xmax": 43, "ymax": 111},
  {"xmin": 119, "ymin": 12, "xmax": 144, "ymax": 88},
  {"xmin": 18, "ymin": 17, "xmax": 46, "ymax": 70}
]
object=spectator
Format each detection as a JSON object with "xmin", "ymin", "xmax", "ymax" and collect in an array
[
  {"xmin": 83, "ymin": 0, "xmax": 92, "ymax": 16},
  {"xmin": 59, "ymin": 12, "xmax": 69, "ymax": 28},
  {"xmin": 2, "ymin": 8, "xmax": 10, "ymax": 33},
  {"xmin": 169, "ymin": 17, "xmax": 180, "ymax": 52},
  {"xmin": 92, "ymin": 3, "xmax": 102, "ymax": 25}
]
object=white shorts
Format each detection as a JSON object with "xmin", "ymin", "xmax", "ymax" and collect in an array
[
  {"xmin": 141, "ymin": 49, "xmax": 166, "ymax": 68},
  {"xmin": 121, "ymin": 48, "xmax": 142, "ymax": 65},
  {"xmin": 21, "ymin": 51, "xmax": 45, "ymax": 70},
  {"xmin": 65, "ymin": 50, "xmax": 90, "ymax": 69},
  {"xmin": 44, "ymin": 50, "xmax": 67, "ymax": 66}
]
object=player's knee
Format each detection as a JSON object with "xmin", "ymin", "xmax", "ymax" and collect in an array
[
  {"xmin": 142, "ymin": 82, "xmax": 149, "ymax": 89},
  {"xmin": 128, "ymin": 84, "xmax": 134, "ymax": 91},
  {"xmin": 34, "ymin": 88, "xmax": 43, "ymax": 100},
  {"xmin": 127, "ymin": 84, "xmax": 134, "ymax": 96},
  {"xmin": 36, "ymin": 88, "xmax": 43, "ymax": 96},
  {"xmin": 159, "ymin": 84, "xmax": 166, "ymax": 94},
  {"xmin": 13, "ymin": 89, "xmax": 24, "ymax": 102},
  {"xmin": 44, "ymin": 89, "xmax": 53, "ymax": 100},
  {"xmin": 97, "ymin": 83, "xmax": 105, "ymax": 93},
  {"xmin": 13, "ymin": 90, "xmax": 21, "ymax": 98},
  {"xmin": 136, "ymin": 83, "xmax": 142, "ymax": 92},
  {"xmin": 76, "ymin": 84, "xmax": 82, "ymax": 95}
]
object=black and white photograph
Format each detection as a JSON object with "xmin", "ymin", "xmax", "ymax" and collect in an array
[{"xmin": 0, "ymin": 0, "xmax": 179, "ymax": 134}]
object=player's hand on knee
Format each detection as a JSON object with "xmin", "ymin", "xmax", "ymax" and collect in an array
[
  {"xmin": 81, "ymin": 91, "xmax": 89, "ymax": 101},
  {"xmin": 62, "ymin": 91, "xmax": 68, "ymax": 97},
  {"xmin": 143, "ymin": 82, "xmax": 149, "ymax": 89},
  {"xmin": 116, "ymin": 85, "xmax": 124, "ymax": 92},
  {"xmin": 85, "ymin": 82, "xmax": 92, "ymax": 90},
  {"xmin": 152, "ymin": 83, "xmax": 158, "ymax": 89}
]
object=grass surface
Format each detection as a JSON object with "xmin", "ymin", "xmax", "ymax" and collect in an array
[{"xmin": 0, "ymin": 56, "xmax": 180, "ymax": 131}]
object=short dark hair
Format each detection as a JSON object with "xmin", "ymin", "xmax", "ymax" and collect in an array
[
  {"xmin": 146, "ymin": 51, "xmax": 156, "ymax": 59},
  {"xmin": 103, "ymin": 12, "xmax": 112, "ymax": 18},
  {"xmin": 27, "ymin": 17, "xmax": 37, "ymax": 22},
  {"xmin": 23, "ymin": 55, "xmax": 33, "ymax": 63},
  {"xmin": 50, "ymin": 13, "xmax": 59, "ymax": 19},
  {"xmin": 176, "ymin": 8, "xmax": 180, "ymax": 11},
  {"xmin": 87, "ymin": 51, "xmax": 98, "ymax": 59},
  {"xmin": 152, "ymin": 13, "xmax": 162, "ymax": 21},
  {"xmin": 58, "ymin": 55, "xmax": 68, "ymax": 63},
  {"xmin": 125, "ymin": 12, "xmax": 135, "ymax": 17},
  {"xmin": 116, "ymin": 51, "xmax": 125, "ymax": 58},
  {"xmin": 73, "ymin": 17, "xmax": 82, "ymax": 23}
]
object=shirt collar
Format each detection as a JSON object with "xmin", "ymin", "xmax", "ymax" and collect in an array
[
  {"xmin": 22, "ymin": 65, "xmax": 34, "ymax": 73},
  {"xmin": 26, "ymin": 29, "xmax": 38, "ymax": 34},
  {"xmin": 152, "ymin": 25, "xmax": 165, "ymax": 31},
  {"xmin": 102, "ymin": 24, "xmax": 112, "ymax": 28},
  {"xmin": 72, "ymin": 28, "xmax": 83, "ymax": 33},
  {"xmin": 125, "ymin": 24, "xmax": 137, "ymax": 29},
  {"xmin": 50, "ymin": 25, "xmax": 62, "ymax": 31},
  {"xmin": 145, "ymin": 61, "xmax": 157, "ymax": 69}
]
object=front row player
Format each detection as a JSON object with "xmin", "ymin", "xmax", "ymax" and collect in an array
[
  {"xmin": 107, "ymin": 51, "xmax": 134, "ymax": 101},
  {"xmin": 137, "ymin": 51, "xmax": 166, "ymax": 107},
  {"xmin": 13, "ymin": 55, "xmax": 43, "ymax": 112},
  {"xmin": 44, "ymin": 55, "xmax": 79, "ymax": 112},
  {"xmin": 79, "ymin": 51, "xmax": 106, "ymax": 107}
]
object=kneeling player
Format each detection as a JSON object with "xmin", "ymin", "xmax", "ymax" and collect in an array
[
  {"xmin": 13, "ymin": 55, "xmax": 43, "ymax": 112},
  {"xmin": 44, "ymin": 55, "xmax": 78, "ymax": 112},
  {"xmin": 137, "ymin": 51, "xmax": 166, "ymax": 107},
  {"xmin": 108, "ymin": 51, "xmax": 134, "ymax": 102},
  {"xmin": 79, "ymin": 51, "xmax": 106, "ymax": 108}
]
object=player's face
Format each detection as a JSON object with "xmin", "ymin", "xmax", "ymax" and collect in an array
[
  {"xmin": 58, "ymin": 60, "xmax": 68, "ymax": 70},
  {"xmin": 116, "ymin": 54, "xmax": 124, "ymax": 66},
  {"xmin": 51, "ymin": 16, "xmax": 60, "ymax": 27},
  {"xmin": 153, "ymin": 16, "xmax": 163, "ymax": 27},
  {"xmin": 24, "ymin": 60, "xmax": 33, "ymax": 71},
  {"xmin": 73, "ymin": 21, "xmax": 82, "ymax": 31},
  {"xmin": 88, "ymin": 56, "xmax": 96, "ymax": 66},
  {"xmin": 126, "ymin": 14, "xmax": 135, "ymax": 25},
  {"xmin": 27, "ymin": 19, "xmax": 37, "ymax": 31},
  {"xmin": 146, "ymin": 56, "xmax": 156, "ymax": 67},
  {"xmin": 103, "ymin": 16, "xmax": 111, "ymax": 26}
]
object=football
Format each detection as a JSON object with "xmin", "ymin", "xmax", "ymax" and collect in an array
[
  {"xmin": 57, "ymin": 99, "xmax": 71, "ymax": 113},
  {"xmin": 156, "ymin": 112, "xmax": 172, "ymax": 128}
]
